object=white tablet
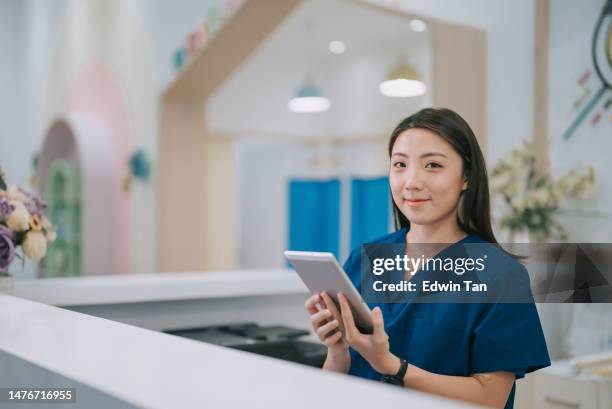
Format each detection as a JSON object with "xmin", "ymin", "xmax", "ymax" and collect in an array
[{"xmin": 284, "ymin": 250, "xmax": 373, "ymax": 334}]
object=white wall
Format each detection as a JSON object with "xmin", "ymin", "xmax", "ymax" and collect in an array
[
  {"xmin": 1, "ymin": 1, "xmax": 29, "ymax": 190},
  {"xmin": 236, "ymin": 139, "xmax": 314, "ymax": 269}
]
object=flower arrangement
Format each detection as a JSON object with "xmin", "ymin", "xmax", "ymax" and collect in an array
[
  {"xmin": 0, "ymin": 166, "xmax": 56, "ymax": 277},
  {"xmin": 490, "ymin": 141, "xmax": 595, "ymax": 242}
]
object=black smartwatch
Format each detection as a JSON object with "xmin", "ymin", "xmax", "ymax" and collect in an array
[{"xmin": 380, "ymin": 358, "xmax": 408, "ymax": 386}]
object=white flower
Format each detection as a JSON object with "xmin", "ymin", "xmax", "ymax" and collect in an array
[
  {"xmin": 509, "ymin": 154, "xmax": 522, "ymax": 173},
  {"xmin": 46, "ymin": 229, "xmax": 57, "ymax": 243},
  {"xmin": 491, "ymin": 172, "xmax": 512, "ymax": 191},
  {"xmin": 510, "ymin": 196, "xmax": 527, "ymax": 212},
  {"xmin": 6, "ymin": 185, "xmax": 29, "ymax": 203},
  {"xmin": 504, "ymin": 181, "xmax": 518, "ymax": 196},
  {"xmin": 553, "ymin": 183, "xmax": 566, "ymax": 200},
  {"xmin": 6, "ymin": 200, "xmax": 30, "ymax": 231},
  {"xmin": 522, "ymin": 142, "xmax": 536, "ymax": 160},
  {"xmin": 41, "ymin": 216, "xmax": 52, "ymax": 229},
  {"xmin": 531, "ymin": 188, "xmax": 550, "ymax": 206},
  {"xmin": 22, "ymin": 231, "xmax": 47, "ymax": 261},
  {"xmin": 576, "ymin": 178, "xmax": 595, "ymax": 199}
]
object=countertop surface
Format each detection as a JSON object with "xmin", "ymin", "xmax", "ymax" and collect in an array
[
  {"xmin": 3, "ymin": 270, "xmax": 308, "ymax": 306},
  {"xmin": 0, "ymin": 294, "xmax": 483, "ymax": 409}
]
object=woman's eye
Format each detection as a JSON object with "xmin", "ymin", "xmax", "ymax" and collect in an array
[
  {"xmin": 393, "ymin": 162, "xmax": 406, "ymax": 168},
  {"xmin": 425, "ymin": 162, "xmax": 442, "ymax": 169}
]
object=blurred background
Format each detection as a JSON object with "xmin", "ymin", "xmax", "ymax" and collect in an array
[{"xmin": 1, "ymin": 0, "xmax": 611, "ymax": 406}]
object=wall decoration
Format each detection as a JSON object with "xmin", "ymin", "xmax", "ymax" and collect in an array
[
  {"xmin": 563, "ymin": 0, "xmax": 611, "ymax": 140},
  {"xmin": 123, "ymin": 149, "xmax": 152, "ymax": 193},
  {"xmin": 173, "ymin": 48, "xmax": 188, "ymax": 71},
  {"xmin": 38, "ymin": 114, "xmax": 124, "ymax": 276},
  {"xmin": 171, "ymin": 0, "xmax": 245, "ymax": 74},
  {"xmin": 44, "ymin": 159, "xmax": 81, "ymax": 277},
  {"xmin": 43, "ymin": 0, "xmax": 157, "ymax": 275}
]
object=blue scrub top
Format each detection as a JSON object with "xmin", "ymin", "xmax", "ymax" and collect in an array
[{"xmin": 344, "ymin": 227, "xmax": 551, "ymax": 409}]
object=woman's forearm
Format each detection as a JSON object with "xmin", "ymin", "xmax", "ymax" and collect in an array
[
  {"xmin": 322, "ymin": 349, "xmax": 351, "ymax": 373},
  {"xmin": 404, "ymin": 364, "xmax": 515, "ymax": 409}
]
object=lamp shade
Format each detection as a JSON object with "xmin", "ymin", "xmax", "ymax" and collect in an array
[
  {"xmin": 288, "ymin": 83, "xmax": 330, "ymax": 113},
  {"xmin": 379, "ymin": 56, "xmax": 426, "ymax": 98}
]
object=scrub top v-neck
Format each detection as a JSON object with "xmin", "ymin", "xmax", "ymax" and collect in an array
[{"xmin": 342, "ymin": 227, "xmax": 550, "ymax": 409}]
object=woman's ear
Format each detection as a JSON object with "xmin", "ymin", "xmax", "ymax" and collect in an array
[{"xmin": 461, "ymin": 177, "xmax": 468, "ymax": 191}]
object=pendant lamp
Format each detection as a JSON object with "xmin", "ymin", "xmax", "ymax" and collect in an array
[
  {"xmin": 288, "ymin": 77, "xmax": 331, "ymax": 113},
  {"xmin": 379, "ymin": 56, "xmax": 426, "ymax": 98}
]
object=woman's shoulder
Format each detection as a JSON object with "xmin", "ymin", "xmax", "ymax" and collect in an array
[
  {"xmin": 366, "ymin": 227, "xmax": 407, "ymax": 245},
  {"xmin": 343, "ymin": 228, "xmax": 406, "ymax": 271},
  {"xmin": 462, "ymin": 235, "xmax": 533, "ymax": 301},
  {"xmin": 463, "ymin": 234, "xmax": 525, "ymax": 268}
]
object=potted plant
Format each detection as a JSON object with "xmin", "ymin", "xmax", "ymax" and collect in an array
[
  {"xmin": 490, "ymin": 141, "xmax": 595, "ymax": 243},
  {"xmin": 0, "ymin": 166, "xmax": 56, "ymax": 290}
]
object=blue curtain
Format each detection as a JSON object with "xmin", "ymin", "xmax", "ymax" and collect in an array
[
  {"xmin": 288, "ymin": 179, "xmax": 340, "ymax": 258},
  {"xmin": 350, "ymin": 176, "xmax": 390, "ymax": 250}
]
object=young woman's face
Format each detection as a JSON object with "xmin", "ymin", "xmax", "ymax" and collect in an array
[{"xmin": 389, "ymin": 128, "xmax": 467, "ymax": 227}]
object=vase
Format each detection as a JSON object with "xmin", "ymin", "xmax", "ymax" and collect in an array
[
  {"xmin": 508, "ymin": 229, "xmax": 530, "ymax": 243},
  {"xmin": 0, "ymin": 273, "xmax": 15, "ymax": 291},
  {"xmin": 528, "ymin": 230, "xmax": 548, "ymax": 244}
]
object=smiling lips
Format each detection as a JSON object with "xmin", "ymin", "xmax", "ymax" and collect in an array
[{"xmin": 404, "ymin": 198, "xmax": 430, "ymax": 207}]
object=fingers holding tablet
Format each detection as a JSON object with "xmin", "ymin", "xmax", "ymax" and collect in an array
[
  {"xmin": 304, "ymin": 292, "xmax": 346, "ymax": 347},
  {"xmin": 304, "ymin": 293, "xmax": 321, "ymax": 315},
  {"xmin": 285, "ymin": 251, "xmax": 373, "ymax": 335},
  {"xmin": 320, "ymin": 292, "xmax": 346, "ymax": 335}
]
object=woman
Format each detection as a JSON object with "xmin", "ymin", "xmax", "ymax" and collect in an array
[{"xmin": 304, "ymin": 108, "xmax": 550, "ymax": 409}]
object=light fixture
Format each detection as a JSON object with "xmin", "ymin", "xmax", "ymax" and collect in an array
[
  {"xmin": 379, "ymin": 56, "xmax": 426, "ymax": 98},
  {"xmin": 288, "ymin": 79, "xmax": 330, "ymax": 113},
  {"xmin": 410, "ymin": 19, "xmax": 427, "ymax": 32},
  {"xmin": 328, "ymin": 40, "xmax": 346, "ymax": 54},
  {"xmin": 289, "ymin": 22, "xmax": 331, "ymax": 113}
]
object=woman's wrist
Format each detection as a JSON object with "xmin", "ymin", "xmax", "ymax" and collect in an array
[
  {"xmin": 375, "ymin": 352, "xmax": 401, "ymax": 375},
  {"xmin": 324, "ymin": 347, "xmax": 351, "ymax": 372}
]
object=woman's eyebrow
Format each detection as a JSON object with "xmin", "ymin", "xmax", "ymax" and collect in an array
[
  {"xmin": 421, "ymin": 152, "xmax": 448, "ymax": 159},
  {"xmin": 391, "ymin": 152, "xmax": 448, "ymax": 159}
]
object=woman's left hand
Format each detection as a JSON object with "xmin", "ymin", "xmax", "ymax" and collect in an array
[{"xmin": 337, "ymin": 292, "xmax": 400, "ymax": 375}]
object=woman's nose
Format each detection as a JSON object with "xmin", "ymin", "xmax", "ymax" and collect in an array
[{"xmin": 403, "ymin": 166, "xmax": 424, "ymax": 191}]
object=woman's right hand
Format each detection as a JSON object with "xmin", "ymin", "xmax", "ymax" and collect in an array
[{"xmin": 305, "ymin": 292, "xmax": 351, "ymax": 372}]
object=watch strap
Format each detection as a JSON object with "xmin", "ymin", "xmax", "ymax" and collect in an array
[{"xmin": 380, "ymin": 358, "xmax": 408, "ymax": 386}]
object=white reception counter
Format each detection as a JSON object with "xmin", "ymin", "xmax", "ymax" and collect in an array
[{"xmin": 0, "ymin": 293, "xmax": 484, "ymax": 409}]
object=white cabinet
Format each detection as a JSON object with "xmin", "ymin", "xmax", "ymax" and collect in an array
[{"xmin": 519, "ymin": 361, "xmax": 612, "ymax": 409}]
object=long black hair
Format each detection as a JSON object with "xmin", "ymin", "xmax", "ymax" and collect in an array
[{"xmin": 388, "ymin": 107, "xmax": 499, "ymax": 245}]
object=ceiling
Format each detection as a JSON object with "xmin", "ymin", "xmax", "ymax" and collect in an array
[{"xmin": 207, "ymin": 0, "xmax": 432, "ymax": 138}]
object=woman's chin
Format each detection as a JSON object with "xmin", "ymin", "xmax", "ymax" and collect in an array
[{"xmin": 402, "ymin": 211, "xmax": 432, "ymax": 225}]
